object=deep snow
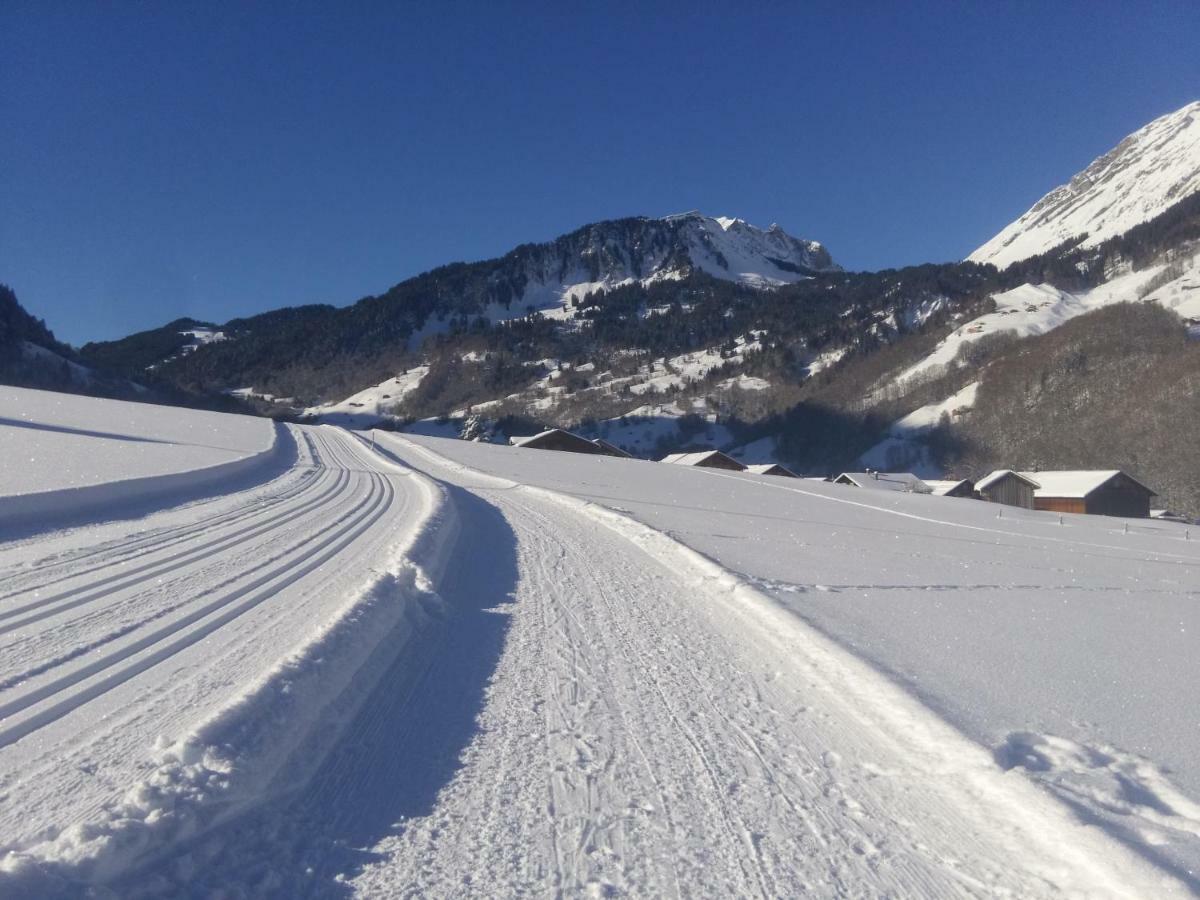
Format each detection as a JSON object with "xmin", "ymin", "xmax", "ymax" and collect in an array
[{"xmin": 1, "ymin": 393, "xmax": 1197, "ymax": 896}]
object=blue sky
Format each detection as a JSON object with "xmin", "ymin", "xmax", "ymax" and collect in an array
[{"xmin": 3, "ymin": 1, "xmax": 1199, "ymax": 345}]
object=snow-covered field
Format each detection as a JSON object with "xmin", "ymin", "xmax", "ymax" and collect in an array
[{"xmin": 1, "ymin": 392, "xmax": 1197, "ymax": 896}]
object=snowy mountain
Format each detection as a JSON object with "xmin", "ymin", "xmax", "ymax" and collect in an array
[
  {"xmin": 488, "ymin": 211, "xmax": 839, "ymax": 320},
  {"xmin": 970, "ymin": 100, "xmax": 1200, "ymax": 268}
]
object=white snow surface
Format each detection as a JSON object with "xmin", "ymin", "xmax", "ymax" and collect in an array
[
  {"xmin": 0, "ymin": 386, "xmax": 273, "ymax": 498},
  {"xmin": 970, "ymin": 100, "xmax": 1200, "ymax": 268},
  {"xmin": 895, "ymin": 266, "xmax": 1168, "ymax": 387},
  {"xmin": 2, "ymin": 392, "xmax": 1198, "ymax": 896},
  {"xmin": 303, "ymin": 365, "xmax": 430, "ymax": 428}
]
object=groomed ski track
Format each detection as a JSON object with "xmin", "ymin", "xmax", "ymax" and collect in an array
[{"xmin": 0, "ymin": 426, "xmax": 1187, "ymax": 896}]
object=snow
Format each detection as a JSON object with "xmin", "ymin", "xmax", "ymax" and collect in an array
[
  {"xmin": 660, "ymin": 449, "xmax": 742, "ymax": 468},
  {"xmin": 894, "ymin": 266, "xmax": 1168, "ymax": 386},
  {"xmin": 923, "ymin": 478, "xmax": 972, "ymax": 496},
  {"xmin": 3, "ymin": 390, "xmax": 1199, "ymax": 895},
  {"xmin": 0, "ymin": 385, "xmax": 274, "ymax": 517},
  {"xmin": 0, "ymin": 418, "xmax": 446, "ymax": 890},
  {"xmin": 859, "ymin": 382, "xmax": 978, "ymax": 475},
  {"xmin": 303, "ymin": 365, "xmax": 429, "ymax": 427},
  {"xmin": 377, "ymin": 433, "xmax": 1200, "ymax": 891},
  {"xmin": 970, "ymin": 100, "xmax": 1200, "ymax": 268}
]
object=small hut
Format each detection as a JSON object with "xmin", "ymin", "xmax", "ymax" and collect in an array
[
  {"xmin": 660, "ymin": 450, "xmax": 746, "ymax": 471},
  {"xmin": 923, "ymin": 478, "xmax": 976, "ymax": 498},
  {"xmin": 975, "ymin": 470, "xmax": 1039, "ymax": 509},
  {"xmin": 745, "ymin": 463, "xmax": 799, "ymax": 478},
  {"xmin": 590, "ymin": 438, "xmax": 632, "ymax": 458},
  {"xmin": 1021, "ymin": 470, "xmax": 1156, "ymax": 518},
  {"xmin": 511, "ymin": 428, "xmax": 612, "ymax": 456},
  {"xmin": 833, "ymin": 472, "xmax": 932, "ymax": 493}
]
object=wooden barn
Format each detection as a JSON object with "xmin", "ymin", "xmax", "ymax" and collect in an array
[
  {"xmin": 1020, "ymin": 470, "xmax": 1157, "ymax": 518},
  {"xmin": 660, "ymin": 450, "xmax": 746, "ymax": 471},
  {"xmin": 975, "ymin": 470, "xmax": 1039, "ymax": 509},
  {"xmin": 923, "ymin": 478, "xmax": 976, "ymax": 498},
  {"xmin": 511, "ymin": 428, "xmax": 616, "ymax": 456},
  {"xmin": 590, "ymin": 438, "xmax": 632, "ymax": 458},
  {"xmin": 745, "ymin": 463, "xmax": 799, "ymax": 478},
  {"xmin": 833, "ymin": 472, "xmax": 932, "ymax": 493}
]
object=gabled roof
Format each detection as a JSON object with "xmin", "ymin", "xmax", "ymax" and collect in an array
[
  {"xmin": 590, "ymin": 438, "xmax": 632, "ymax": 458},
  {"xmin": 511, "ymin": 428, "xmax": 569, "ymax": 447},
  {"xmin": 745, "ymin": 463, "xmax": 798, "ymax": 477},
  {"xmin": 660, "ymin": 450, "xmax": 746, "ymax": 470},
  {"xmin": 1018, "ymin": 470, "xmax": 1156, "ymax": 498},
  {"xmin": 923, "ymin": 478, "xmax": 973, "ymax": 496},
  {"xmin": 976, "ymin": 469, "xmax": 1040, "ymax": 492},
  {"xmin": 511, "ymin": 428, "xmax": 605, "ymax": 454},
  {"xmin": 834, "ymin": 472, "xmax": 932, "ymax": 493}
]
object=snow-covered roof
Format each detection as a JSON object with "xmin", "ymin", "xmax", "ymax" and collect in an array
[
  {"xmin": 511, "ymin": 429, "xmax": 563, "ymax": 447},
  {"xmin": 975, "ymin": 469, "xmax": 1040, "ymax": 492},
  {"xmin": 1018, "ymin": 470, "xmax": 1155, "ymax": 499},
  {"xmin": 835, "ymin": 472, "xmax": 932, "ymax": 493},
  {"xmin": 660, "ymin": 450, "xmax": 745, "ymax": 469},
  {"xmin": 923, "ymin": 479, "xmax": 973, "ymax": 496},
  {"xmin": 745, "ymin": 463, "xmax": 798, "ymax": 477}
]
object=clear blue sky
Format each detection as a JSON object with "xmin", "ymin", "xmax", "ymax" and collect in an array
[{"xmin": 3, "ymin": 1, "xmax": 1199, "ymax": 345}]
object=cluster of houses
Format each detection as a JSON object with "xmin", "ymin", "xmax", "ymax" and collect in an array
[{"xmin": 509, "ymin": 428, "xmax": 1162, "ymax": 520}]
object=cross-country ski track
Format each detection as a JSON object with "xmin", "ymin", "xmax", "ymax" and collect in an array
[{"xmin": 0, "ymin": 423, "xmax": 1190, "ymax": 897}]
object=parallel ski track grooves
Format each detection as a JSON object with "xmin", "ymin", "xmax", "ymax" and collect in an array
[
  {"xmin": 0, "ymin": 457, "xmax": 348, "ymax": 634},
  {"xmin": 0, "ymin": 462, "xmax": 352, "ymax": 691},
  {"xmin": 0, "ymin": 429, "xmax": 322, "ymax": 604},
  {"xmin": 0, "ymin": 429, "xmax": 398, "ymax": 750}
]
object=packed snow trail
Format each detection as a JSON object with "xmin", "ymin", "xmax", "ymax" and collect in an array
[
  {"xmin": 0, "ymin": 425, "xmax": 444, "ymax": 891},
  {"xmin": 116, "ymin": 431, "xmax": 1185, "ymax": 897}
]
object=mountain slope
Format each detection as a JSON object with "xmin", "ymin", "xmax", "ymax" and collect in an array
[{"xmin": 970, "ymin": 100, "xmax": 1200, "ymax": 268}]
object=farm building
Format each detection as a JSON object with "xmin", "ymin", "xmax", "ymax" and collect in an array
[
  {"xmin": 660, "ymin": 450, "xmax": 746, "ymax": 471},
  {"xmin": 924, "ymin": 479, "xmax": 976, "ymax": 498},
  {"xmin": 833, "ymin": 472, "xmax": 932, "ymax": 493},
  {"xmin": 511, "ymin": 428, "xmax": 618, "ymax": 456},
  {"xmin": 590, "ymin": 438, "xmax": 632, "ymax": 458},
  {"xmin": 975, "ymin": 470, "xmax": 1039, "ymax": 509},
  {"xmin": 745, "ymin": 463, "xmax": 799, "ymax": 478},
  {"xmin": 1020, "ymin": 470, "xmax": 1156, "ymax": 518}
]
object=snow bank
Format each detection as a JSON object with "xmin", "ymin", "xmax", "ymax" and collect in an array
[
  {"xmin": 0, "ymin": 442, "xmax": 456, "ymax": 889},
  {"xmin": 0, "ymin": 388, "xmax": 283, "ymax": 533}
]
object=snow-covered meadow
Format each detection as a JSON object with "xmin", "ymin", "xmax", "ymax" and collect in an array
[{"xmin": 1, "ymin": 390, "xmax": 1196, "ymax": 897}]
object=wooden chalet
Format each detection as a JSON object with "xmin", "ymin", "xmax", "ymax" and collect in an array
[
  {"xmin": 833, "ymin": 472, "xmax": 932, "ymax": 493},
  {"xmin": 975, "ymin": 470, "xmax": 1039, "ymax": 509},
  {"xmin": 511, "ymin": 428, "xmax": 616, "ymax": 456},
  {"xmin": 1020, "ymin": 470, "xmax": 1156, "ymax": 518},
  {"xmin": 590, "ymin": 438, "xmax": 633, "ymax": 458},
  {"xmin": 923, "ymin": 478, "xmax": 976, "ymax": 498},
  {"xmin": 659, "ymin": 450, "xmax": 746, "ymax": 471},
  {"xmin": 745, "ymin": 463, "xmax": 799, "ymax": 478}
]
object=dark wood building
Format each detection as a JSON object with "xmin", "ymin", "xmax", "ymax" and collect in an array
[
  {"xmin": 975, "ymin": 470, "xmax": 1039, "ymax": 509},
  {"xmin": 924, "ymin": 478, "xmax": 976, "ymax": 498},
  {"xmin": 745, "ymin": 463, "xmax": 799, "ymax": 478},
  {"xmin": 590, "ymin": 438, "xmax": 633, "ymax": 458},
  {"xmin": 1022, "ymin": 470, "xmax": 1156, "ymax": 518},
  {"xmin": 512, "ymin": 428, "xmax": 616, "ymax": 456},
  {"xmin": 660, "ymin": 450, "xmax": 747, "ymax": 471}
]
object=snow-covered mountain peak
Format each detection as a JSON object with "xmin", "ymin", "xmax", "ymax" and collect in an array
[{"xmin": 969, "ymin": 100, "xmax": 1200, "ymax": 269}]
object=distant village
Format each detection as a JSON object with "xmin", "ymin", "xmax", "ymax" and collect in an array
[{"xmin": 508, "ymin": 428, "xmax": 1186, "ymax": 523}]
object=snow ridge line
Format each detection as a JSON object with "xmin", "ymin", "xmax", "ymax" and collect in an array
[
  {"xmin": 0, "ymin": 420, "xmax": 289, "ymax": 536},
  {"xmin": 0, "ymin": 436, "xmax": 459, "ymax": 889},
  {"xmin": 369, "ymin": 433, "xmax": 1188, "ymax": 896}
]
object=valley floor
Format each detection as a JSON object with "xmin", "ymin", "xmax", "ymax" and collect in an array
[{"xmin": 0, "ymin": 412, "xmax": 1195, "ymax": 897}]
